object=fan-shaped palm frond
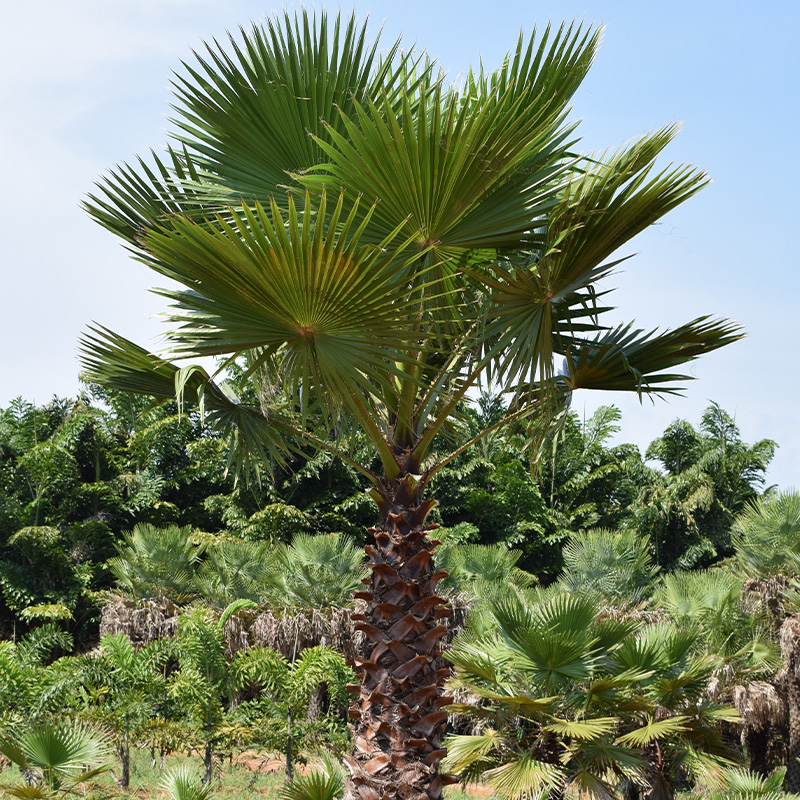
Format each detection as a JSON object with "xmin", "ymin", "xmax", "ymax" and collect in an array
[
  {"xmin": 85, "ymin": 11, "xmax": 420, "ymax": 243},
  {"xmin": 108, "ymin": 523, "xmax": 200, "ymax": 602},
  {"xmin": 0, "ymin": 722, "xmax": 112, "ymax": 799}
]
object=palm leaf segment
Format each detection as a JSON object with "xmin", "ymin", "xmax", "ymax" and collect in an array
[
  {"xmin": 81, "ymin": 10, "xmax": 742, "ymax": 482},
  {"xmin": 144, "ymin": 190, "xmax": 428, "ymax": 405},
  {"xmin": 84, "ymin": 11, "xmax": 416, "ymax": 242}
]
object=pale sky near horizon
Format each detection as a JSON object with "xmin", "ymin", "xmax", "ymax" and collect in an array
[{"xmin": 1, "ymin": 0, "xmax": 798, "ymax": 490}]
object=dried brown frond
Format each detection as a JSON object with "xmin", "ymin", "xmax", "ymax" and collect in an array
[
  {"xmin": 733, "ymin": 680, "xmax": 787, "ymax": 729},
  {"xmin": 743, "ymin": 576, "xmax": 791, "ymax": 621},
  {"xmin": 99, "ymin": 595, "xmax": 178, "ymax": 647},
  {"xmin": 780, "ymin": 617, "xmax": 800, "ymax": 673}
]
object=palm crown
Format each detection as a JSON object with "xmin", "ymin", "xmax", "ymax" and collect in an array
[
  {"xmin": 79, "ymin": 11, "xmax": 741, "ymax": 800},
  {"xmin": 81, "ymin": 11, "xmax": 739, "ymax": 484}
]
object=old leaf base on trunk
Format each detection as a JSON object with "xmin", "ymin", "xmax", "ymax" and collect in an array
[{"xmin": 344, "ymin": 476, "xmax": 458, "ymax": 800}]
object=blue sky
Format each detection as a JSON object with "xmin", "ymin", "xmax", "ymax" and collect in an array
[{"xmin": 1, "ymin": 0, "xmax": 798, "ymax": 489}]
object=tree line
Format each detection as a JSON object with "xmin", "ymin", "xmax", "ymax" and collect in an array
[{"xmin": 0, "ymin": 385, "xmax": 776, "ymax": 644}]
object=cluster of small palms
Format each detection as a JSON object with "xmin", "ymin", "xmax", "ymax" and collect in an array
[
  {"xmin": 441, "ymin": 491, "xmax": 800, "ymax": 799},
  {"xmin": 0, "ymin": 611, "xmax": 353, "ymax": 794},
  {"xmin": 108, "ymin": 523, "xmax": 369, "ymax": 609}
]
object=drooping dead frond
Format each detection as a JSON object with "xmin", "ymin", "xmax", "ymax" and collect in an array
[
  {"xmin": 99, "ymin": 596, "xmax": 178, "ymax": 646},
  {"xmin": 781, "ymin": 617, "xmax": 800, "ymax": 674},
  {"xmin": 251, "ymin": 606, "xmax": 366, "ymax": 661},
  {"xmin": 733, "ymin": 681, "xmax": 787, "ymax": 730}
]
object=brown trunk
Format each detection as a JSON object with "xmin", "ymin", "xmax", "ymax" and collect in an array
[
  {"xmin": 787, "ymin": 674, "xmax": 800, "ymax": 791},
  {"xmin": 782, "ymin": 619, "xmax": 800, "ymax": 792},
  {"xmin": 743, "ymin": 721, "xmax": 775, "ymax": 777},
  {"xmin": 343, "ymin": 475, "xmax": 457, "ymax": 800}
]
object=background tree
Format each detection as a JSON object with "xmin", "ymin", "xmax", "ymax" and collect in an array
[{"xmin": 634, "ymin": 403, "xmax": 776, "ymax": 570}]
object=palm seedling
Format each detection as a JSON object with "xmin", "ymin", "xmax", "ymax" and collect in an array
[
  {"xmin": 279, "ymin": 752, "xmax": 346, "ymax": 800},
  {"xmin": 80, "ymin": 10, "xmax": 742, "ymax": 800},
  {"xmin": 0, "ymin": 722, "xmax": 112, "ymax": 800},
  {"xmin": 159, "ymin": 764, "xmax": 216, "ymax": 800}
]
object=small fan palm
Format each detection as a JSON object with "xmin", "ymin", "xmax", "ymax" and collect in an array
[
  {"xmin": 734, "ymin": 490, "xmax": 800, "ymax": 578},
  {"xmin": 159, "ymin": 765, "xmax": 215, "ymax": 800},
  {"xmin": 264, "ymin": 532, "xmax": 369, "ymax": 609},
  {"xmin": 280, "ymin": 752, "xmax": 345, "ymax": 800},
  {"xmin": 434, "ymin": 542, "xmax": 536, "ymax": 598},
  {"xmin": 690, "ymin": 766, "xmax": 800, "ymax": 800},
  {"xmin": 558, "ymin": 528, "xmax": 660, "ymax": 603},
  {"xmin": 0, "ymin": 722, "xmax": 112, "ymax": 800},
  {"xmin": 108, "ymin": 522, "xmax": 202, "ymax": 602}
]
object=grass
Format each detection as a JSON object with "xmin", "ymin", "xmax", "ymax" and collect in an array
[{"xmin": 0, "ymin": 748, "xmax": 495, "ymax": 800}]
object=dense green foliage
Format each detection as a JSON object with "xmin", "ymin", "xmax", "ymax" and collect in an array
[
  {"xmin": 1, "ymin": 385, "xmax": 792, "ymax": 798},
  {"xmin": 0, "ymin": 387, "xmax": 776, "ymax": 641}
]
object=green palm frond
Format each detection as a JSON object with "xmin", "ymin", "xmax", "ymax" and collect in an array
[
  {"xmin": 544, "ymin": 716, "xmax": 617, "ymax": 740},
  {"xmin": 482, "ymin": 752, "xmax": 564, "ymax": 799},
  {"xmin": 0, "ymin": 722, "xmax": 112, "ymax": 797},
  {"xmin": 445, "ymin": 637, "xmax": 504, "ymax": 684},
  {"xmin": 560, "ymin": 316, "xmax": 744, "ymax": 397},
  {"xmin": 615, "ymin": 715, "xmax": 689, "ymax": 747},
  {"xmin": 441, "ymin": 729, "xmax": 505, "ymax": 773},
  {"xmin": 562, "ymin": 770, "xmax": 619, "ymax": 800},
  {"xmin": 559, "ymin": 528, "xmax": 659, "ymax": 602},
  {"xmin": 107, "ymin": 522, "xmax": 200, "ymax": 601},
  {"xmin": 143, "ymin": 191, "xmax": 433, "ymax": 408},
  {"xmin": 478, "ymin": 124, "xmax": 708, "ymax": 390},
  {"xmin": 297, "ymin": 23, "xmax": 600, "ymax": 256},
  {"xmin": 268, "ymin": 532, "xmax": 369, "ymax": 608},
  {"xmin": 78, "ymin": 326, "xmax": 293, "ymax": 476},
  {"xmin": 195, "ymin": 538, "xmax": 271, "ymax": 605},
  {"xmin": 84, "ymin": 11, "xmax": 418, "ymax": 244},
  {"xmin": 695, "ymin": 766, "xmax": 800, "ymax": 800}
]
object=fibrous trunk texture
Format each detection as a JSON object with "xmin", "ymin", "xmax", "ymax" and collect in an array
[
  {"xmin": 344, "ymin": 476, "xmax": 457, "ymax": 800},
  {"xmin": 782, "ymin": 618, "xmax": 800, "ymax": 792}
]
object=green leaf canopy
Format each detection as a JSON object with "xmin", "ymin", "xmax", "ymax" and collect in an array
[{"xmin": 80, "ymin": 9, "xmax": 742, "ymax": 482}]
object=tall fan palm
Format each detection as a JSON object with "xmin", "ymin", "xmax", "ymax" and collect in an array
[{"xmin": 80, "ymin": 11, "xmax": 742, "ymax": 800}]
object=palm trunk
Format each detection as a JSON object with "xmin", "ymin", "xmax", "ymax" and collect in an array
[
  {"xmin": 285, "ymin": 708, "xmax": 294, "ymax": 782},
  {"xmin": 120, "ymin": 716, "xmax": 130, "ymax": 789},
  {"xmin": 786, "ymin": 672, "xmax": 800, "ymax": 791},
  {"xmin": 782, "ymin": 619, "xmax": 800, "ymax": 792},
  {"xmin": 344, "ymin": 474, "xmax": 457, "ymax": 800},
  {"xmin": 203, "ymin": 741, "xmax": 213, "ymax": 786}
]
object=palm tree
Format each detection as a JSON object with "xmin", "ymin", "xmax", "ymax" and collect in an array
[{"xmin": 79, "ymin": 11, "xmax": 741, "ymax": 800}]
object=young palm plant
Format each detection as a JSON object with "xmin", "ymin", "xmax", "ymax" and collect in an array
[
  {"xmin": 80, "ymin": 11, "xmax": 742, "ymax": 800},
  {"xmin": 0, "ymin": 722, "xmax": 112, "ymax": 800},
  {"xmin": 443, "ymin": 590, "xmax": 739, "ymax": 799}
]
